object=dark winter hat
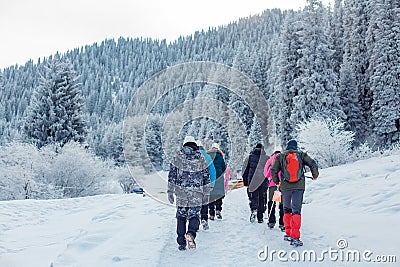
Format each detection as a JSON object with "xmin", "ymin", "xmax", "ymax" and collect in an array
[
  {"xmin": 286, "ymin": 140, "xmax": 298, "ymax": 150},
  {"xmin": 255, "ymin": 143, "xmax": 263, "ymax": 149}
]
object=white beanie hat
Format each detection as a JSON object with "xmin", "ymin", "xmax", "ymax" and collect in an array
[
  {"xmin": 273, "ymin": 145, "xmax": 283, "ymax": 152},
  {"xmin": 183, "ymin": 136, "xmax": 196, "ymax": 145},
  {"xmin": 196, "ymin": 140, "xmax": 203, "ymax": 147},
  {"xmin": 211, "ymin": 142, "xmax": 220, "ymax": 150}
]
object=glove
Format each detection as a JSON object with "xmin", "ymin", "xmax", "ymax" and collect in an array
[{"xmin": 168, "ymin": 193, "xmax": 174, "ymax": 204}]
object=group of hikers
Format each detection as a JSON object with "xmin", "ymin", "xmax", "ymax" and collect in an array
[{"xmin": 167, "ymin": 136, "xmax": 319, "ymax": 251}]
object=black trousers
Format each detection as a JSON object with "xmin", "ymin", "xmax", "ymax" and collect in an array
[
  {"xmin": 208, "ymin": 196, "xmax": 224, "ymax": 216},
  {"xmin": 247, "ymin": 187, "xmax": 266, "ymax": 220},
  {"xmin": 267, "ymin": 201, "xmax": 284, "ymax": 225},
  {"xmin": 201, "ymin": 204, "xmax": 208, "ymax": 221},
  {"xmin": 176, "ymin": 206, "xmax": 200, "ymax": 245},
  {"xmin": 267, "ymin": 186, "xmax": 284, "ymax": 225}
]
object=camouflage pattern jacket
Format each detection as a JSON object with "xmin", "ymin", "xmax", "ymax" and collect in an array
[{"xmin": 168, "ymin": 145, "xmax": 211, "ymax": 207}]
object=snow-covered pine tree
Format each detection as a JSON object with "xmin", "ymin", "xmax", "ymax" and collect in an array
[
  {"xmin": 24, "ymin": 57, "xmax": 86, "ymax": 148},
  {"xmin": 338, "ymin": 0, "xmax": 364, "ymax": 143},
  {"xmin": 260, "ymin": 41, "xmax": 279, "ymax": 147},
  {"xmin": 342, "ymin": 0, "xmax": 372, "ymax": 143},
  {"xmin": 250, "ymin": 48, "xmax": 269, "ymax": 97},
  {"xmin": 339, "ymin": 53, "xmax": 363, "ymax": 142},
  {"xmin": 248, "ymin": 115, "xmax": 262, "ymax": 148},
  {"xmin": 249, "ymin": 45, "xmax": 274, "ymax": 147},
  {"xmin": 271, "ymin": 11, "xmax": 303, "ymax": 144},
  {"xmin": 230, "ymin": 41, "xmax": 254, "ymax": 133},
  {"xmin": 330, "ymin": 0, "xmax": 345, "ymax": 76},
  {"xmin": 99, "ymin": 122, "xmax": 124, "ymax": 165},
  {"xmin": 145, "ymin": 114, "xmax": 163, "ymax": 170},
  {"xmin": 367, "ymin": 0, "xmax": 400, "ymax": 146},
  {"xmin": 289, "ymin": 0, "xmax": 345, "ymax": 128},
  {"xmin": 123, "ymin": 115, "xmax": 145, "ymax": 167}
]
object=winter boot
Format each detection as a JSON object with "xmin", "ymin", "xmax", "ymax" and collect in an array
[
  {"xmin": 258, "ymin": 218, "xmax": 264, "ymax": 224},
  {"xmin": 279, "ymin": 225, "xmax": 285, "ymax": 232},
  {"xmin": 268, "ymin": 222, "xmax": 275, "ymax": 229},
  {"xmin": 209, "ymin": 215, "xmax": 215, "ymax": 221},
  {"xmin": 290, "ymin": 238, "xmax": 303, "ymax": 247},
  {"xmin": 185, "ymin": 232, "xmax": 196, "ymax": 249},
  {"xmin": 283, "ymin": 235, "xmax": 291, "ymax": 242},
  {"xmin": 201, "ymin": 219, "xmax": 209, "ymax": 230},
  {"xmin": 250, "ymin": 210, "xmax": 257, "ymax": 223},
  {"xmin": 178, "ymin": 244, "xmax": 186, "ymax": 251},
  {"xmin": 216, "ymin": 210, "xmax": 222, "ymax": 220}
]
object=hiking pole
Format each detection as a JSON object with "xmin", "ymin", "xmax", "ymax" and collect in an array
[{"xmin": 263, "ymin": 200, "xmax": 275, "ymax": 235}]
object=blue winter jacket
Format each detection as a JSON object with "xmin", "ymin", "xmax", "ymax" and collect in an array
[
  {"xmin": 207, "ymin": 148, "xmax": 227, "ymax": 198},
  {"xmin": 198, "ymin": 149, "xmax": 216, "ymax": 188}
]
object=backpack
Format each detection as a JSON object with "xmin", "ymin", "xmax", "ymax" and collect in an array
[{"xmin": 281, "ymin": 151, "xmax": 304, "ymax": 183}]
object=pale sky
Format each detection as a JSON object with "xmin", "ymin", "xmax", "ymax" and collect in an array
[{"xmin": 0, "ymin": 0, "xmax": 333, "ymax": 69}]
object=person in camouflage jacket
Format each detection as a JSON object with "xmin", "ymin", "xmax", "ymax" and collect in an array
[{"xmin": 168, "ymin": 136, "xmax": 211, "ymax": 250}]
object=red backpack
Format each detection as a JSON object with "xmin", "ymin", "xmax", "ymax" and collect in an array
[{"xmin": 281, "ymin": 151, "xmax": 304, "ymax": 183}]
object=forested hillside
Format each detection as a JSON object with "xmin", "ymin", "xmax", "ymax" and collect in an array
[{"xmin": 1, "ymin": 0, "xmax": 399, "ymax": 169}]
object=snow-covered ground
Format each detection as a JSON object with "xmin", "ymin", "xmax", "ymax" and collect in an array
[{"xmin": 1, "ymin": 154, "xmax": 399, "ymax": 266}]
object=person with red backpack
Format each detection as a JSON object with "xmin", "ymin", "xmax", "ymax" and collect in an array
[{"xmin": 271, "ymin": 140, "xmax": 318, "ymax": 247}]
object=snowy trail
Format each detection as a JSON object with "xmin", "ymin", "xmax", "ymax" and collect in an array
[
  {"xmin": 157, "ymin": 188, "xmax": 348, "ymax": 267},
  {"xmin": 157, "ymin": 189, "xmax": 276, "ymax": 267},
  {"xmin": 0, "ymin": 154, "xmax": 399, "ymax": 266}
]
